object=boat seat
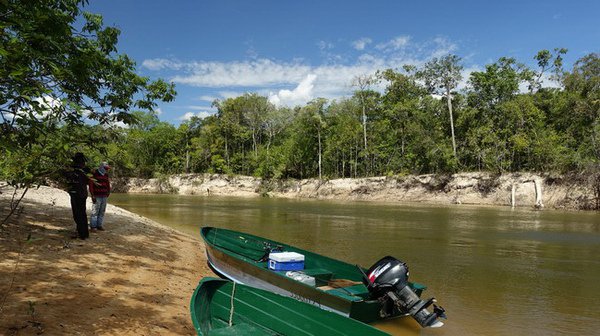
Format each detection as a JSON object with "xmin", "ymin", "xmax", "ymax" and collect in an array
[
  {"xmin": 302, "ymin": 268, "xmax": 333, "ymax": 281},
  {"xmin": 212, "ymin": 235, "xmax": 267, "ymax": 261},
  {"xmin": 208, "ymin": 322, "xmax": 273, "ymax": 336},
  {"xmin": 324, "ymin": 284, "xmax": 369, "ymax": 301}
]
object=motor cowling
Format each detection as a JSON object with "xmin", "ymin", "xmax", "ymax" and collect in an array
[{"xmin": 362, "ymin": 256, "xmax": 446, "ymax": 328}]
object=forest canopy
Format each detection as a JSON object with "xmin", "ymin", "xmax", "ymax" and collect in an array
[
  {"xmin": 1, "ymin": 1, "xmax": 598, "ymax": 186},
  {"xmin": 0, "ymin": 0, "xmax": 176, "ymax": 188},
  {"xmin": 97, "ymin": 52, "xmax": 599, "ymax": 181}
]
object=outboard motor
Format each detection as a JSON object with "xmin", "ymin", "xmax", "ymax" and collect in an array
[{"xmin": 361, "ymin": 256, "xmax": 446, "ymax": 328}]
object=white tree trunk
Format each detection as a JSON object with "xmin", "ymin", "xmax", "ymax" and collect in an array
[
  {"xmin": 362, "ymin": 106, "xmax": 367, "ymax": 153},
  {"xmin": 318, "ymin": 128, "xmax": 322, "ymax": 180},
  {"xmin": 534, "ymin": 178, "xmax": 544, "ymax": 208},
  {"xmin": 446, "ymin": 89, "xmax": 457, "ymax": 159},
  {"xmin": 511, "ymin": 184, "xmax": 516, "ymax": 208}
]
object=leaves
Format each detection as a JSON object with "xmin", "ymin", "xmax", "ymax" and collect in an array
[
  {"xmin": 69, "ymin": 52, "xmax": 599, "ymax": 179},
  {"xmin": 0, "ymin": 0, "xmax": 176, "ymax": 188}
]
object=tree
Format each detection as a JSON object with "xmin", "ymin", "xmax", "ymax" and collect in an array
[
  {"xmin": 468, "ymin": 57, "xmax": 528, "ymax": 110},
  {"xmin": 561, "ymin": 53, "xmax": 600, "ymax": 165},
  {"xmin": 527, "ymin": 48, "xmax": 568, "ymax": 93},
  {"xmin": 123, "ymin": 111, "xmax": 180, "ymax": 177},
  {"xmin": 0, "ymin": 0, "xmax": 176, "ymax": 190},
  {"xmin": 463, "ymin": 58, "xmax": 541, "ymax": 171},
  {"xmin": 188, "ymin": 115, "xmax": 225, "ymax": 174},
  {"xmin": 178, "ymin": 115, "xmax": 205, "ymax": 173},
  {"xmin": 324, "ymin": 99, "xmax": 362, "ymax": 177},
  {"xmin": 377, "ymin": 68, "xmax": 455, "ymax": 174},
  {"xmin": 352, "ymin": 75, "xmax": 376, "ymax": 160},
  {"xmin": 417, "ymin": 55, "xmax": 463, "ymax": 159},
  {"xmin": 305, "ymin": 98, "xmax": 328, "ymax": 179}
]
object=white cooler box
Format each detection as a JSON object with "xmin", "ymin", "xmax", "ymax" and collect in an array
[{"xmin": 268, "ymin": 252, "xmax": 305, "ymax": 271}]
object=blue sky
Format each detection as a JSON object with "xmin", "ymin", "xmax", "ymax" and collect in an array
[{"xmin": 86, "ymin": 0, "xmax": 600, "ymax": 124}]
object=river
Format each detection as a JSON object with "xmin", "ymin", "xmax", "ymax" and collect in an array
[{"xmin": 110, "ymin": 193, "xmax": 600, "ymax": 336}]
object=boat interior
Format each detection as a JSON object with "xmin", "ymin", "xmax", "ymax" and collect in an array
[{"xmin": 206, "ymin": 229, "xmax": 381, "ymax": 302}]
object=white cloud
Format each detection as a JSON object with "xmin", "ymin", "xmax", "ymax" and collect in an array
[
  {"xmin": 179, "ymin": 110, "xmax": 214, "ymax": 121},
  {"xmin": 318, "ymin": 40, "xmax": 334, "ymax": 50},
  {"xmin": 141, "ymin": 59, "xmax": 184, "ymax": 71},
  {"xmin": 459, "ymin": 65, "xmax": 481, "ymax": 90},
  {"xmin": 142, "ymin": 36, "xmax": 465, "ymax": 107},
  {"xmin": 218, "ymin": 91, "xmax": 245, "ymax": 99},
  {"xmin": 516, "ymin": 72, "xmax": 561, "ymax": 93},
  {"xmin": 376, "ymin": 36, "xmax": 410, "ymax": 51},
  {"xmin": 352, "ymin": 37, "xmax": 372, "ymax": 51},
  {"xmin": 108, "ymin": 120, "xmax": 130, "ymax": 129},
  {"xmin": 539, "ymin": 72, "xmax": 562, "ymax": 89},
  {"xmin": 12, "ymin": 95, "xmax": 63, "ymax": 121},
  {"xmin": 430, "ymin": 37, "xmax": 458, "ymax": 58},
  {"xmin": 186, "ymin": 105, "xmax": 217, "ymax": 111},
  {"xmin": 163, "ymin": 59, "xmax": 310, "ymax": 87},
  {"xmin": 35, "ymin": 96, "xmax": 61, "ymax": 110},
  {"xmin": 268, "ymin": 74, "xmax": 316, "ymax": 107},
  {"xmin": 145, "ymin": 58, "xmax": 389, "ymax": 104},
  {"xmin": 180, "ymin": 112, "xmax": 195, "ymax": 121},
  {"xmin": 198, "ymin": 95, "xmax": 218, "ymax": 102}
]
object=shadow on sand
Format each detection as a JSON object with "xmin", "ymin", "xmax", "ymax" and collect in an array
[{"xmin": 0, "ymin": 197, "xmax": 203, "ymax": 335}]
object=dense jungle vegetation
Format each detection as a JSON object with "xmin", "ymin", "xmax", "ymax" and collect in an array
[
  {"xmin": 94, "ymin": 51, "xmax": 599, "ymax": 181},
  {"xmin": 1, "ymin": 1, "xmax": 599, "ymax": 190}
]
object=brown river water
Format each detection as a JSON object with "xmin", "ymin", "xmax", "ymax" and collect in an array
[{"xmin": 110, "ymin": 194, "xmax": 600, "ymax": 336}]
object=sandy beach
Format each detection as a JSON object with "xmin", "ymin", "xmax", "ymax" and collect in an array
[{"xmin": 0, "ymin": 186, "xmax": 212, "ymax": 335}]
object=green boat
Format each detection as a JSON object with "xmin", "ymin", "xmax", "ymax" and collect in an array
[
  {"xmin": 190, "ymin": 277, "xmax": 390, "ymax": 335},
  {"xmin": 201, "ymin": 227, "xmax": 446, "ymax": 328}
]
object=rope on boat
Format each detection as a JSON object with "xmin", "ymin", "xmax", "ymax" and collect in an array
[{"xmin": 228, "ymin": 281, "xmax": 236, "ymax": 326}]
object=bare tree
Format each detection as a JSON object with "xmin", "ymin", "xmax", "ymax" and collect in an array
[
  {"xmin": 417, "ymin": 55, "xmax": 463, "ymax": 159},
  {"xmin": 352, "ymin": 74, "xmax": 376, "ymax": 174}
]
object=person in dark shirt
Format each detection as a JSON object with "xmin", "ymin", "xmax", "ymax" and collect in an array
[
  {"xmin": 89, "ymin": 162, "xmax": 111, "ymax": 231},
  {"xmin": 66, "ymin": 152, "xmax": 91, "ymax": 239}
]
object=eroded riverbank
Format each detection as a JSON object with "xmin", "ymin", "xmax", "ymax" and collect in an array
[{"xmin": 113, "ymin": 172, "xmax": 598, "ymax": 211}]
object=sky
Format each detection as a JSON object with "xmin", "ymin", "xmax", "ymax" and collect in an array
[{"xmin": 85, "ymin": 0, "xmax": 600, "ymax": 124}]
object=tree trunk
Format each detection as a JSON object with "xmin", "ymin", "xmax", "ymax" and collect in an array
[
  {"xmin": 185, "ymin": 148, "xmax": 190, "ymax": 173},
  {"xmin": 447, "ymin": 89, "xmax": 457, "ymax": 159},
  {"xmin": 318, "ymin": 127, "xmax": 322, "ymax": 180},
  {"xmin": 342, "ymin": 152, "xmax": 345, "ymax": 178},
  {"xmin": 534, "ymin": 178, "xmax": 544, "ymax": 209},
  {"xmin": 225, "ymin": 138, "xmax": 229, "ymax": 165},
  {"xmin": 362, "ymin": 105, "xmax": 367, "ymax": 154},
  {"xmin": 252, "ymin": 130, "xmax": 258, "ymax": 158},
  {"xmin": 2, "ymin": 187, "xmax": 29, "ymax": 226},
  {"xmin": 511, "ymin": 184, "xmax": 516, "ymax": 208}
]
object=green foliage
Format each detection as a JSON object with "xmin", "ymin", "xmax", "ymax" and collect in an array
[
  {"xmin": 80, "ymin": 51, "xmax": 599, "ymax": 179},
  {"xmin": 0, "ymin": 0, "xmax": 176, "ymax": 188},
  {"xmin": 2, "ymin": 23, "xmax": 598, "ymax": 184},
  {"xmin": 417, "ymin": 55, "xmax": 463, "ymax": 96},
  {"xmin": 527, "ymin": 48, "xmax": 568, "ymax": 92}
]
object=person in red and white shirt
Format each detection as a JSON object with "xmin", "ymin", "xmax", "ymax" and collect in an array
[{"xmin": 89, "ymin": 162, "xmax": 111, "ymax": 231}]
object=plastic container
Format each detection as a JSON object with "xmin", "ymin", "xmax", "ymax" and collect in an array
[
  {"xmin": 285, "ymin": 271, "xmax": 316, "ymax": 286},
  {"xmin": 268, "ymin": 252, "xmax": 305, "ymax": 271}
]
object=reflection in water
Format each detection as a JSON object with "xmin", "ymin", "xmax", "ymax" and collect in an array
[{"xmin": 110, "ymin": 194, "xmax": 600, "ymax": 336}]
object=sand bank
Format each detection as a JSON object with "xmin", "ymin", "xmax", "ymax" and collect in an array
[{"xmin": 0, "ymin": 186, "xmax": 212, "ymax": 335}]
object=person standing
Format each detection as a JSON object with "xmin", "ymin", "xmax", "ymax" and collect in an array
[
  {"xmin": 66, "ymin": 152, "xmax": 91, "ymax": 239},
  {"xmin": 89, "ymin": 162, "xmax": 111, "ymax": 231}
]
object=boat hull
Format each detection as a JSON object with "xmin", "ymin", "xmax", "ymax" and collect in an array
[
  {"xmin": 205, "ymin": 241, "xmax": 352, "ymax": 316},
  {"xmin": 190, "ymin": 277, "xmax": 391, "ymax": 336},
  {"xmin": 200, "ymin": 227, "xmax": 416, "ymax": 323}
]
